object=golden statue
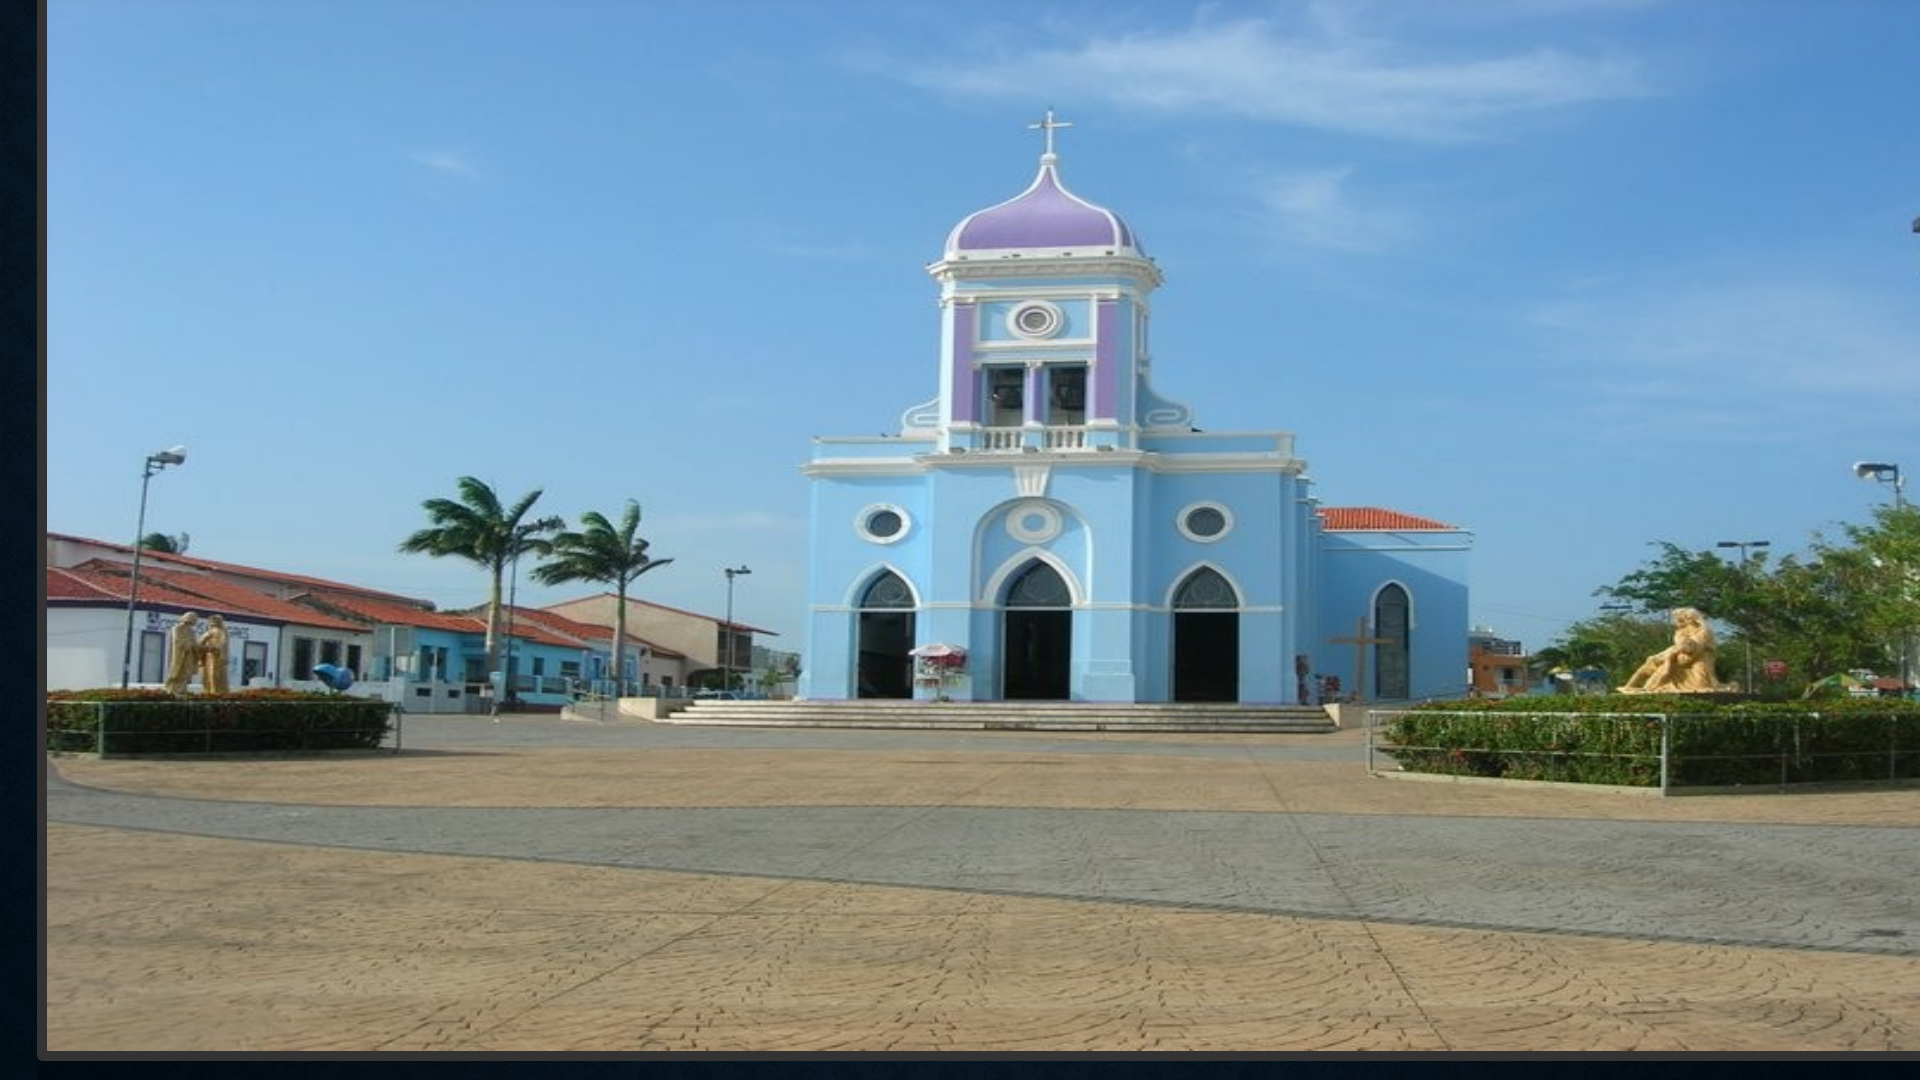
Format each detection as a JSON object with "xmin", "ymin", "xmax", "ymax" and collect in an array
[
  {"xmin": 198, "ymin": 614, "xmax": 231, "ymax": 694},
  {"xmin": 163, "ymin": 612, "xmax": 201, "ymax": 694},
  {"xmin": 1618, "ymin": 607, "xmax": 1730, "ymax": 693}
]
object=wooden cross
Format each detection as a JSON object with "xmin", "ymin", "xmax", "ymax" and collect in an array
[
  {"xmin": 1029, "ymin": 108, "xmax": 1073, "ymax": 157},
  {"xmin": 1329, "ymin": 616, "xmax": 1390, "ymax": 703}
]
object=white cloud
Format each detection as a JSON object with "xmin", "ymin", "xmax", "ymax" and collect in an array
[
  {"xmin": 1256, "ymin": 166, "xmax": 1410, "ymax": 251},
  {"xmin": 406, "ymin": 149, "xmax": 476, "ymax": 177},
  {"xmin": 1529, "ymin": 276, "xmax": 1920, "ymax": 440},
  {"xmin": 874, "ymin": 13, "xmax": 1650, "ymax": 142}
]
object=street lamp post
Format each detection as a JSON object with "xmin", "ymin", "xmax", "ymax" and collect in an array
[
  {"xmin": 1714, "ymin": 539, "xmax": 1769, "ymax": 693},
  {"xmin": 119, "ymin": 446, "xmax": 188, "ymax": 688},
  {"xmin": 1854, "ymin": 461, "xmax": 1915, "ymax": 697},
  {"xmin": 723, "ymin": 565, "xmax": 751, "ymax": 692},
  {"xmin": 1854, "ymin": 461, "xmax": 1907, "ymax": 509}
]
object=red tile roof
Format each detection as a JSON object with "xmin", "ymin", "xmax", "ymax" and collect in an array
[
  {"xmin": 508, "ymin": 606, "xmax": 686, "ymax": 660},
  {"xmin": 47, "ymin": 532, "xmax": 430, "ymax": 605},
  {"xmin": 52, "ymin": 561, "xmax": 363, "ymax": 631},
  {"xmin": 1318, "ymin": 507, "xmax": 1458, "ymax": 532},
  {"xmin": 299, "ymin": 589, "xmax": 485, "ymax": 634},
  {"xmin": 544, "ymin": 591, "xmax": 780, "ymax": 637},
  {"xmin": 54, "ymin": 562, "xmax": 247, "ymax": 614},
  {"xmin": 47, "ymin": 567, "xmax": 122, "ymax": 602},
  {"xmin": 488, "ymin": 609, "xmax": 588, "ymax": 650}
]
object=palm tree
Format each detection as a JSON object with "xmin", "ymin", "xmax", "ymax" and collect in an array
[
  {"xmin": 398, "ymin": 477, "xmax": 564, "ymax": 686},
  {"xmin": 529, "ymin": 500, "xmax": 673, "ymax": 693}
]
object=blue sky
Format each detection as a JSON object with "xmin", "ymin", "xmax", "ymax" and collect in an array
[{"xmin": 47, "ymin": 0, "xmax": 1919, "ymax": 653}]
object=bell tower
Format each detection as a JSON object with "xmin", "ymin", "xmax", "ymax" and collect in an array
[{"xmin": 912, "ymin": 111, "xmax": 1186, "ymax": 455}]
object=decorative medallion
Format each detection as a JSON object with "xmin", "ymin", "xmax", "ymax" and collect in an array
[
  {"xmin": 1007, "ymin": 301, "xmax": 1064, "ymax": 340},
  {"xmin": 1005, "ymin": 500, "xmax": 1063, "ymax": 544}
]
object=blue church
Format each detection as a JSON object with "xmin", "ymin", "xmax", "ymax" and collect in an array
[{"xmin": 800, "ymin": 116, "xmax": 1470, "ymax": 706}]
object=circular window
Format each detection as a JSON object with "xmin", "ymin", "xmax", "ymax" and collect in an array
[
  {"xmin": 1005, "ymin": 500, "xmax": 1063, "ymax": 544},
  {"xmin": 1178, "ymin": 502, "xmax": 1233, "ymax": 543},
  {"xmin": 857, "ymin": 505, "xmax": 910, "ymax": 544},
  {"xmin": 1008, "ymin": 302, "xmax": 1063, "ymax": 340}
]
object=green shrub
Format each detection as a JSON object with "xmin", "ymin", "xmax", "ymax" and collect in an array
[
  {"xmin": 1380, "ymin": 696, "xmax": 1920, "ymax": 789},
  {"xmin": 46, "ymin": 688, "xmax": 393, "ymax": 756}
]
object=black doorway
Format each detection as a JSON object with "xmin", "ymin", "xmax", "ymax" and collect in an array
[
  {"xmin": 1173, "ymin": 611, "xmax": 1238, "ymax": 702},
  {"xmin": 856, "ymin": 572, "xmax": 915, "ymax": 699},
  {"xmin": 1172, "ymin": 567, "xmax": 1240, "ymax": 702},
  {"xmin": 1003, "ymin": 610, "xmax": 1070, "ymax": 700},
  {"xmin": 1002, "ymin": 561, "xmax": 1071, "ymax": 700}
]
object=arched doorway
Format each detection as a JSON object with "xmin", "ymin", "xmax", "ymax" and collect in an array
[
  {"xmin": 1002, "ymin": 561, "xmax": 1071, "ymax": 700},
  {"xmin": 1374, "ymin": 584, "xmax": 1410, "ymax": 701},
  {"xmin": 1173, "ymin": 567, "xmax": 1239, "ymax": 702},
  {"xmin": 856, "ymin": 572, "xmax": 914, "ymax": 699}
]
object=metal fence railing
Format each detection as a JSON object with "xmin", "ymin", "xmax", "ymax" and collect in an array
[{"xmin": 1367, "ymin": 709, "xmax": 1920, "ymax": 795}]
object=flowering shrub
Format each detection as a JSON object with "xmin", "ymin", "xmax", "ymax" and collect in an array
[{"xmin": 46, "ymin": 687, "xmax": 393, "ymax": 756}]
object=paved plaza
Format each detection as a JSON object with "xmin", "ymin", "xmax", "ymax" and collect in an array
[{"xmin": 43, "ymin": 714, "xmax": 1920, "ymax": 1053}]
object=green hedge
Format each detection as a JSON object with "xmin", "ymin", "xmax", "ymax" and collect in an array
[
  {"xmin": 47, "ymin": 688, "xmax": 393, "ymax": 756},
  {"xmin": 1380, "ymin": 696, "xmax": 1920, "ymax": 789}
]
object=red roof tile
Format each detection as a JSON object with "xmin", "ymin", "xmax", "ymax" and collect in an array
[
  {"xmin": 543, "ymin": 591, "xmax": 780, "ymax": 637},
  {"xmin": 299, "ymin": 589, "xmax": 484, "ymax": 634},
  {"xmin": 1317, "ymin": 507, "xmax": 1458, "ymax": 532},
  {"xmin": 489, "ymin": 609, "xmax": 587, "ymax": 649},
  {"xmin": 47, "ymin": 532, "xmax": 430, "ymax": 605},
  {"xmin": 55, "ymin": 562, "xmax": 248, "ymax": 614},
  {"xmin": 54, "ymin": 561, "xmax": 361, "ymax": 631},
  {"xmin": 508, "ymin": 606, "xmax": 685, "ymax": 659},
  {"xmin": 47, "ymin": 567, "xmax": 120, "ymax": 602}
]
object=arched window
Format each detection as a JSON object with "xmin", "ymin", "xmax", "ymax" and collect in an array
[
  {"xmin": 1005, "ymin": 561, "xmax": 1070, "ymax": 607},
  {"xmin": 1172, "ymin": 567, "xmax": 1237, "ymax": 609},
  {"xmin": 1374, "ymin": 584, "xmax": 1410, "ymax": 701},
  {"xmin": 861, "ymin": 572, "xmax": 913, "ymax": 609}
]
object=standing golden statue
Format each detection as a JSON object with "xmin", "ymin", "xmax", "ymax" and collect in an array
[
  {"xmin": 1618, "ymin": 607, "xmax": 1730, "ymax": 693},
  {"xmin": 163, "ymin": 612, "xmax": 202, "ymax": 694},
  {"xmin": 197, "ymin": 614, "xmax": 231, "ymax": 694}
]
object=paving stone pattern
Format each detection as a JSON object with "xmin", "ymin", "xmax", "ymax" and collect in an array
[{"xmin": 43, "ymin": 716, "xmax": 1920, "ymax": 1053}]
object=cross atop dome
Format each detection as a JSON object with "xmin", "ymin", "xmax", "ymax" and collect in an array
[
  {"xmin": 941, "ymin": 110, "xmax": 1145, "ymax": 258},
  {"xmin": 1028, "ymin": 108, "xmax": 1073, "ymax": 161}
]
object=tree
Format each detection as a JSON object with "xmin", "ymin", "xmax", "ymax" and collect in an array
[
  {"xmin": 139, "ymin": 532, "xmax": 189, "ymax": 554},
  {"xmin": 1802, "ymin": 503, "xmax": 1920, "ymax": 685},
  {"xmin": 398, "ymin": 477, "xmax": 563, "ymax": 686},
  {"xmin": 1585, "ymin": 504, "xmax": 1920, "ymax": 694},
  {"xmin": 1596, "ymin": 542, "xmax": 1748, "ymax": 618},
  {"xmin": 529, "ymin": 500, "xmax": 672, "ymax": 693},
  {"xmin": 1531, "ymin": 611, "xmax": 1673, "ymax": 688}
]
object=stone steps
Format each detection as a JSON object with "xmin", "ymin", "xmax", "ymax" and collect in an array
[{"xmin": 655, "ymin": 699, "xmax": 1339, "ymax": 734}]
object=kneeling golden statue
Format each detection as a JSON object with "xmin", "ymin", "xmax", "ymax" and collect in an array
[{"xmin": 1618, "ymin": 607, "xmax": 1732, "ymax": 693}]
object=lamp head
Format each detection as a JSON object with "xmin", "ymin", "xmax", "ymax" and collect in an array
[
  {"xmin": 1855, "ymin": 461, "xmax": 1898, "ymax": 480},
  {"xmin": 151, "ymin": 446, "xmax": 187, "ymax": 467}
]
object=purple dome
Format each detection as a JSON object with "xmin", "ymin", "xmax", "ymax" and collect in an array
[{"xmin": 945, "ymin": 156, "xmax": 1143, "ymax": 257}]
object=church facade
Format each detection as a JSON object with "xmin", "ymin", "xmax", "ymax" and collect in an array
[{"xmin": 800, "ymin": 119, "xmax": 1470, "ymax": 705}]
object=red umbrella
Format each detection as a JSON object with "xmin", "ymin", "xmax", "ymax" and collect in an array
[{"xmin": 909, "ymin": 644, "xmax": 965, "ymax": 659}]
